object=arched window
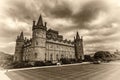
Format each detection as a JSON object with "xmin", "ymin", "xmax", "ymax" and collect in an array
[{"xmin": 35, "ymin": 53, "xmax": 37, "ymax": 58}]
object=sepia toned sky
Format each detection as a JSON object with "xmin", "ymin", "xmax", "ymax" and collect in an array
[{"xmin": 0, "ymin": 0, "xmax": 120, "ymax": 54}]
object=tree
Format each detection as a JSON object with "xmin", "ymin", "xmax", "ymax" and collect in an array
[{"xmin": 94, "ymin": 51, "xmax": 112, "ymax": 62}]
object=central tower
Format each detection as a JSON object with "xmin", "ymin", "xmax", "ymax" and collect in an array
[{"xmin": 32, "ymin": 15, "xmax": 47, "ymax": 61}]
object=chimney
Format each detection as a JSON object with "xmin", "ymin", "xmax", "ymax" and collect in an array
[
  {"xmin": 45, "ymin": 22, "xmax": 47, "ymax": 27},
  {"xmin": 33, "ymin": 21, "xmax": 36, "ymax": 26}
]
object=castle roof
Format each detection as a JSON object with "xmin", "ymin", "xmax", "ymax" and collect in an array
[{"xmin": 37, "ymin": 14, "xmax": 43, "ymax": 26}]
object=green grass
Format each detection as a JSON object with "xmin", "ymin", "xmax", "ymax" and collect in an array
[{"xmin": 6, "ymin": 64, "xmax": 117, "ymax": 80}]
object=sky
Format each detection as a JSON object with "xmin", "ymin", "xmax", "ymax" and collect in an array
[{"xmin": 0, "ymin": 0, "xmax": 120, "ymax": 55}]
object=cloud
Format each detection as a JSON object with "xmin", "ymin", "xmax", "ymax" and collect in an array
[
  {"xmin": 73, "ymin": 0, "xmax": 107, "ymax": 23},
  {"xmin": 0, "ymin": 0, "xmax": 119, "ymax": 54},
  {"xmin": 42, "ymin": 0, "xmax": 72, "ymax": 19},
  {"xmin": 42, "ymin": 0, "xmax": 108, "ymax": 30},
  {"xmin": 0, "ymin": 42, "xmax": 15, "ymax": 54}
]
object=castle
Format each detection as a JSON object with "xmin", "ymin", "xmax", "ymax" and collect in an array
[{"xmin": 14, "ymin": 15, "xmax": 84, "ymax": 63}]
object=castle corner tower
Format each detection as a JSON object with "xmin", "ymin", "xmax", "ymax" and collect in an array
[
  {"xmin": 31, "ymin": 15, "xmax": 47, "ymax": 61},
  {"xmin": 74, "ymin": 32, "xmax": 84, "ymax": 61},
  {"xmin": 14, "ymin": 32, "xmax": 24, "ymax": 62}
]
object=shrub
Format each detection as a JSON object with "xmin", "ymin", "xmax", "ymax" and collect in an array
[
  {"xmin": 5, "ymin": 61, "xmax": 33, "ymax": 69},
  {"xmin": 44, "ymin": 61, "xmax": 53, "ymax": 66},
  {"xmin": 34, "ymin": 61, "xmax": 45, "ymax": 66},
  {"xmin": 60, "ymin": 58, "xmax": 71, "ymax": 64}
]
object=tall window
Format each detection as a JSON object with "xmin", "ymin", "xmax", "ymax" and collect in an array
[
  {"xmin": 61, "ymin": 54, "xmax": 64, "ymax": 58},
  {"xmin": 45, "ymin": 53, "xmax": 47, "ymax": 61},
  {"xmin": 14, "ymin": 56, "xmax": 17, "ymax": 61},
  {"xmin": 70, "ymin": 55, "xmax": 72, "ymax": 59},
  {"xmin": 36, "ymin": 41, "xmax": 38, "ymax": 45},
  {"xmin": 35, "ymin": 53, "xmax": 37, "ymax": 58},
  {"xmin": 50, "ymin": 54, "xmax": 53, "ymax": 61},
  {"xmin": 56, "ymin": 54, "xmax": 58, "ymax": 60}
]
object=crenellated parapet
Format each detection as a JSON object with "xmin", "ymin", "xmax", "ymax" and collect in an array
[{"xmin": 23, "ymin": 38, "xmax": 32, "ymax": 47}]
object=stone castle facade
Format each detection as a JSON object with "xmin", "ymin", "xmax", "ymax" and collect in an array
[{"xmin": 14, "ymin": 15, "xmax": 84, "ymax": 63}]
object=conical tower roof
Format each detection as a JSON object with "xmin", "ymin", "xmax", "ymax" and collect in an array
[
  {"xmin": 37, "ymin": 14, "xmax": 43, "ymax": 26},
  {"xmin": 76, "ymin": 32, "xmax": 80, "ymax": 40}
]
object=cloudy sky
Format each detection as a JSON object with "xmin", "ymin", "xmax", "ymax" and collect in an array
[{"xmin": 0, "ymin": 0, "xmax": 120, "ymax": 54}]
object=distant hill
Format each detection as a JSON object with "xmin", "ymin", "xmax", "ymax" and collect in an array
[
  {"xmin": 0, "ymin": 51, "xmax": 13, "ymax": 67},
  {"xmin": 0, "ymin": 51, "xmax": 13, "ymax": 59}
]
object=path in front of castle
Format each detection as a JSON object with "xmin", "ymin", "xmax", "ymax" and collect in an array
[{"xmin": 1, "ymin": 61, "xmax": 120, "ymax": 80}]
